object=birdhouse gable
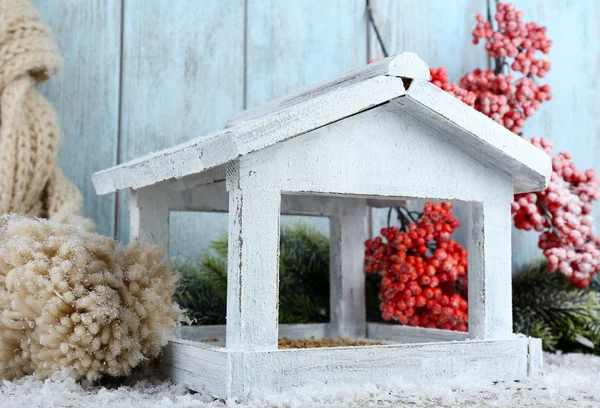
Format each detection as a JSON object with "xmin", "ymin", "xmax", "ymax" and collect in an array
[
  {"xmin": 92, "ymin": 53, "xmax": 551, "ymax": 197},
  {"xmin": 235, "ymin": 103, "xmax": 513, "ymax": 204}
]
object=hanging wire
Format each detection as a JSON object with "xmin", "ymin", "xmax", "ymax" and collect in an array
[{"xmin": 366, "ymin": 0, "xmax": 389, "ymax": 58}]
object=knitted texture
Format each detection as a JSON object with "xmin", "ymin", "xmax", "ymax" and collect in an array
[
  {"xmin": 0, "ymin": 0, "xmax": 81, "ymax": 223},
  {"xmin": 0, "ymin": 215, "xmax": 180, "ymax": 381}
]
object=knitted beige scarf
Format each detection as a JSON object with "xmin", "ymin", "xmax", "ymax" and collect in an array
[{"xmin": 0, "ymin": 0, "xmax": 81, "ymax": 223}]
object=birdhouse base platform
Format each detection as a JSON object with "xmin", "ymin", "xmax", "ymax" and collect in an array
[{"xmin": 161, "ymin": 323, "xmax": 542, "ymax": 400}]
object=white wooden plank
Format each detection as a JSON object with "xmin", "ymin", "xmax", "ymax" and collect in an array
[
  {"xmin": 165, "ymin": 180, "xmax": 374, "ymax": 217},
  {"xmin": 35, "ymin": 0, "xmax": 120, "ymax": 237},
  {"xmin": 467, "ymin": 185, "xmax": 514, "ymax": 340},
  {"xmin": 160, "ymin": 339, "xmax": 227, "ymax": 397},
  {"xmin": 170, "ymin": 165, "xmax": 227, "ymax": 192},
  {"xmin": 92, "ymin": 76, "xmax": 407, "ymax": 195},
  {"xmin": 94, "ymin": 79, "xmax": 550, "ymax": 198},
  {"xmin": 367, "ymin": 322, "xmax": 469, "ymax": 343},
  {"xmin": 227, "ymin": 338, "xmax": 530, "ymax": 398},
  {"xmin": 168, "ymin": 182, "xmax": 229, "ymax": 213},
  {"xmin": 527, "ymin": 337, "xmax": 543, "ymax": 377},
  {"xmin": 329, "ymin": 200, "xmax": 367, "ymax": 338},
  {"xmin": 177, "ymin": 323, "xmax": 331, "ymax": 343},
  {"xmin": 274, "ymin": 323, "xmax": 331, "ymax": 340},
  {"xmin": 178, "ymin": 325, "xmax": 227, "ymax": 342},
  {"xmin": 225, "ymin": 164, "xmax": 281, "ymax": 351}
]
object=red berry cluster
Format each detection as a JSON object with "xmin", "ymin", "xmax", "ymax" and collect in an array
[
  {"xmin": 365, "ymin": 203, "xmax": 468, "ymax": 331},
  {"xmin": 429, "ymin": 67, "xmax": 476, "ymax": 107},
  {"xmin": 473, "ymin": 3, "xmax": 551, "ymax": 77},
  {"xmin": 513, "ymin": 137, "xmax": 600, "ymax": 288},
  {"xmin": 430, "ymin": 2, "xmax": 552, "ymax": 134},
  {"xmin": 458, "ymin": 70, "xmax": 551, "ymax": 133}
]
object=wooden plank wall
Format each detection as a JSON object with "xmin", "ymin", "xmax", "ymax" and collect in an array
[
  {"xmin": 117, "ymin": 0, "xmax": 245, "ymax": 259},
  {"xmin": 34, "ymin": 0, "xmax": 600, "ymax": 272},
  {"xmin": 35, "ymin": 0, "xmax": 121, "ymax": 238}
]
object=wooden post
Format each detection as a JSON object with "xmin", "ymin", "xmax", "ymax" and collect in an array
[
  {"xmin": 225, "ymin": 185, "xmax": 281, "ymax": 351},
  {"xmin": 467, "ymin": 200, "xmax": 513, "ymax": 340},
  {"xmin": 128, "ymin": 186, "xmax": 170, "ymax": 254},
  {"xmin": 329, "ymin": 199, "xmax": 367, "ymax": 339}
]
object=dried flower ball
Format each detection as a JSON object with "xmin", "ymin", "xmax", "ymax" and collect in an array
[{"xmin": 0, "ymin": 215, "xmax": 179, "ymax": 381}]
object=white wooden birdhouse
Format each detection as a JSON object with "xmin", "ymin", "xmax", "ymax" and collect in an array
[{"xmin": 93, "ymin": 53, "xmax": 552, "ymax": 399}]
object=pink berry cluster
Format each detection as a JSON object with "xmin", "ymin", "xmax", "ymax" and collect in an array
[
  {"xmin": 513, "ymin": 137, "xmax": 600, "ymax": 288},
  {"xmin": 427, "ymin": 2, "xmax": 600, "ymax": 288},
  {"xmin": 473, "ymin": 2, "xmax": 552, "ymax": 77}
]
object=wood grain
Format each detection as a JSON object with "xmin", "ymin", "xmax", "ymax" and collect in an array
[
  {"xmin": 467, "ymin": 197, "xmax": 514, "ymax": 340},
  {"xmin": 35, "ymin": 0, "xmax": 121, "ymax": 237},
  {"xmin": 117, "ymin": 0, "xmax": 244, "ymax": 258},
  {"xmin": 329, "ymin": 200, "xmax": 368, "ymax": 338},
  {"xmin": 245, "ymin": 0, "xmax": 367, "ymax": 108},
  {"xmin": 177, "ymin": 323, "xmax": 331, "ymax": 342},
  {"xmin": 225, "ymin": 170, "xmax": 280, "ymax": 351},
  {"xmin": 161, "ymin": 339, "xmax": 228, "ymax": 398}
]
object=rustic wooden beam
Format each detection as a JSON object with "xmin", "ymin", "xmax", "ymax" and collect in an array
[
  {"xmin": 467, "ymin": 197, "xmax": 513, "ymax": 340},
  {"xmin": 128, "ymin": 186, "xmax": 170, "ymax": 253},
  {"xmin": 329, "ymin": 199, "xmax": 367, "ymax": 338},
  {"xmin": 366, "ymin": 323, "xmax": 469, "ymax": 343},
  {"xmin": 225, "ymin": 163, "xmax": 281, "ymax": 350},
  {"xmin": 178, "ymin": 323, "xmax": 331, "ymax": 343}
]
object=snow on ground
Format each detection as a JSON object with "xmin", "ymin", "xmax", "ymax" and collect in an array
[{"xmin": 1, "ymin": 352, "xmax": 599, "ymax": 408}]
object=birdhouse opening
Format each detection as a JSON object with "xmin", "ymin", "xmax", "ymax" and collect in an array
[
  {"xmin": 169, "ymin": 193, "xmax": 474, "ymax": 349},
  {"xmin": 169, "ymin": 203, "xmax": 343, "ymax": 348}
]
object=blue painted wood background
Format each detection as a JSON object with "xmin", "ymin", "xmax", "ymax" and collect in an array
[{"xmin": 34, "ymin": 0, "xmax": 600, "ymax": 272}]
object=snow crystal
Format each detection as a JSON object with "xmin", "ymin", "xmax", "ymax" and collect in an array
[{"xmin": 1, "ymin": 352, "xmax": 599, "ymax": 407}]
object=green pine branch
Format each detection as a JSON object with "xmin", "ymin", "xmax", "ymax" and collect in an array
[
  {"xmin": 172, "ymin": 257, "xmax": 227, "ymax": 325},
  {"xmin": 172, "ymin": 222, "xmax": 331, "ymax": 325},
  {"xmin": 512, "ymin": 259, "xmax": 600, "ymax": 353}
]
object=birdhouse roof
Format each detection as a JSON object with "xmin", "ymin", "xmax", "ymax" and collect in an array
[{"xmin": 92, "ymin": 53, "xmax": 551, "ymax": 196}]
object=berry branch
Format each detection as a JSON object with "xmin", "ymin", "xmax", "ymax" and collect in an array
[{"xmin": 431, "ymin": 2, "xmax": 600, "ymax": 289}]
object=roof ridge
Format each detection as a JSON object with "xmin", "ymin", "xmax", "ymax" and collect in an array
[{"xmin": 226, "ymin": 53, "xmax": 430, "ymax": 128}]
